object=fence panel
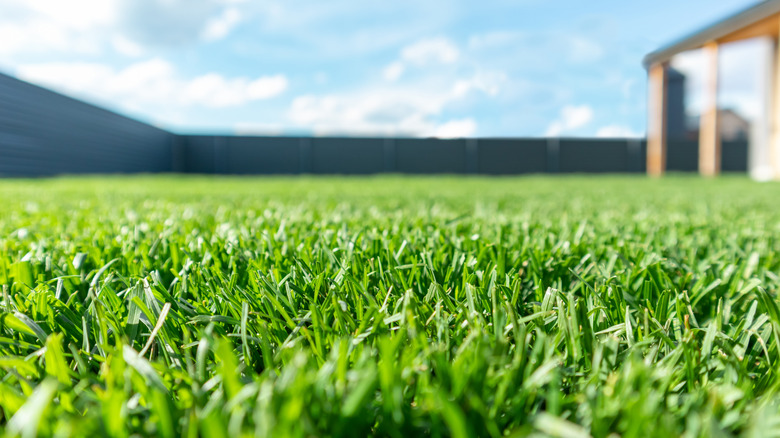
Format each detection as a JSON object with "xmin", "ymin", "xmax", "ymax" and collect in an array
[
  {"xmin": 310, "ymin": 137, "xmax": 384, "ymax": 174},
  {"xmin": 226, "ymin": 136, "xmax": 300, "ymax": 174},
  {"xmin": 666, "ymin": 140, "xmax": 698, "ymax": 172},
  {"xmin": 182, "ymin": 136, "xmax": 217, "ymax": 174},
  {"xmin": 722, "ymin": 140, "xmax": 748, "ymax": 172},
  {"xmin": 0, "ymin": 73, "xmax": 173, "ymax": 176},
  {"xmin": 477, "ymin": 139, "xmax": 547, "ymax": 174},
  {"xmin": 558, "ymin": 139, "xmax": 632, "ymax": 173},
  {"xmin": 395, "ymin": 138, "xmax": 467, "ymax": 173}
]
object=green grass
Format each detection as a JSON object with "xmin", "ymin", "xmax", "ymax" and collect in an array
[{"xmin": 1, "ymin": 175, "xmax": 780, "ymax": 437}]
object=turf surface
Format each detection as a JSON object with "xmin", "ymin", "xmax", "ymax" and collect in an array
[{"xmin": 1, "ymin": 175, "xmax": 780, "ymax": 437}]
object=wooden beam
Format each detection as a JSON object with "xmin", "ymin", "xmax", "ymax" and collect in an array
[
  {"xmin": 699, "ymin": 42, "xmax": 720, "ymax": 176},
  {"xmin": 647, "ymin": 62, "xmax": 668, "ymax": 176},
  {"xmin": 644, "ymin": 3, "xmax": 780, "ymax": 68},
  {"xmin": 717, "ymin": 12, "xmax": 780, "ymax": 44}
]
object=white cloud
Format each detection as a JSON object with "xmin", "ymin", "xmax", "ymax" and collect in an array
[
  {"xmin": 381, "ymin": 37, "xmax": 462, "ymax": 84},
  {"xmin": 18, "ymin": 62, "xmax": 115, "ymax": 92},
  {"xmin": 201, "ymin": 7, "xmax": 242, "ymax": 41},
  {"xmin": 289, "ymin": 92, "xmax": 439, "ymax": 136},
  {"xmin": 596, "ymin": 124, "xmax": 639, "ymax": 138},
  {"xmin": 545, "ymin": 104, "xmax": 594, "ymax": 136},
  {"xmin": 288, "ymin": 35, "xmax": 501, "ymax": 137},
  {"xmin": 23, "ymin": 0, "xmax": 118, "ymax": 30},
  {"xmin": 0, "ymin": 17, "xmax": 103, "ymax": 56},
  {"xmin": 0, "ymin": 0, "xmax": 115, "ymax": 56},
  {"xmin": 233, "ymin": 122, "xmax": 285, "ymax": 136},
  {"xmin": 401, "ymin": 37, "xmax": 459, "ymax": 65},
  {"xmin": 452, "ymin": 71, "xmax": 506, "ymax": 98},
  {"xmin": 111, "ymin": 35, "xmax": 144, "ymax": 57},
  {"xmin": 435, "ymin": 118, "xmax": 477, "ymax": 138},
  {"xmin": 545, "ymin": 122, "xmax": 564, "ymax": 137},
  {"xmin": 247, "ymin": 76, "xmax": 289, "ymax": 99},
  {"xmin": 383, "ymin": 61, "xmax": 405, "ymax": 81},
  {"xmin": 182, "ymin": 72, "xmax": 288, "ymax": 107},
  {"xmin": 288, "ymin": 82, "xmax": 480, "ymax": 137},
  {"xmin": 117, "ymin": 0, "xmax": 241, "ymax": 47},
  {"xmin": 16, "ymin": 58, "xmax": 287, "ymax": 110},
  {"xmin": 0, "ymin": 0, "xmax": 245, "ymax": 60}
]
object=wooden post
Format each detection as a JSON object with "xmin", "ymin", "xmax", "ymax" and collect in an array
[
  {"xmin": 771, "ymin": 30, "xmax": 780, "ymax": 179},
  {"xmin": 647, "ymin": 62, "xmax": 668, "ymax": 176},
  {"xmin": 699, "ymin": 42, "xmax": 720, "ymax": 176}
]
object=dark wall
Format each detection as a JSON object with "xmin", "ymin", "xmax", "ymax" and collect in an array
[
  {"xmin": 310, "ymin": 137, "xmax": 384, "ymax": 174},
  {"xmin": 182, "ymin": 136, "xmax": 218, "ymax": 174},
  {"xmin": 477, "ymin": 139, "xmax": 547, "ymax": 174},
  {"xmin": 559, "ymin": 139, "xmax": 633, "ymax": 173},
  {"xmin": 666, "ymin": 140, "xmax": 699, "ymax": 171},
  {"xmin": 0, "ymin": 73, "xmax": 174, "ymax": 176},
  {"xmin": 665, "ymin": 140, "xmax": 748, "ymax": 172},
  {"xmin": 175, "ymin": 135, "xmax": 746, "ymax": 175},
  {"xmin": 722, "ymin": 141, "xmax": 748, "ymax": 172},
  {"xmin": 394, "ymin": 138, "xmax": 468, "ymax": 174},
  {"xmin": 183, "ymin": 136, "xmax": 302, "ymax": 175}
]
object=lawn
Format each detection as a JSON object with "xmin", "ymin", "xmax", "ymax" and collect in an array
[{"xmin": 1, "ymin": 175, "xmax": 780, "ymax": 437}]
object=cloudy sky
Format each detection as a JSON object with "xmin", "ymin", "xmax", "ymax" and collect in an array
[{"xmin": 0, "ymin": 0, "xmax": 763, "ymax": 138}]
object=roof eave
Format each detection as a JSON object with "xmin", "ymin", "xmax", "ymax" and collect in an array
[{"xmin": 643, "ymin": 0, "xmax": 780, "ymax": 69}]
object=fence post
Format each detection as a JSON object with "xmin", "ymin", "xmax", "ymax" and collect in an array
[
  {"xmin": 466, "ymin": 139, "xmax": 479, "ymax": 174},
  {"xmin": 546, "ymin": 137, "xmax": 560, "ymax": 173},
  {"xmin": 383, "ymin": 138, "xmax": 395, "ymax": 173},
  {"xmin": 299, "ymin": 137, "xmax": 312, "ymax": 174}
]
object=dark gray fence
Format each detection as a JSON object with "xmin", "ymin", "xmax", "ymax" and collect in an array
[
  {"xmin": 0, "ymin": 71, "xmax": 749, "ymax": 176},
  {"xmin": 665, "ymin": 140, "xmax": 748, "ymax": 172},
  {"xmin": 178, "ymin": 135, "xmax": 748, "ymax": 175},
  {"xmin": 477, "ymin": 139, "xmax": 547, "ymax": 174},
  {"xmin": 0, "ymin": 72, "xmax": 174, "ymax": 176}
]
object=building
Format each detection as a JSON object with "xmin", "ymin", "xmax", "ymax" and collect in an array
[
  {"xmin": 666, "ymin": 68, "xmax": 688, "ymax": 140},
  {"xmin": 644, "ymin": 0, "xmax": 780, "ymax": 179},
  {"xmin": 687, "ymin": 109, "xmax": 751, "ymax": 142}
]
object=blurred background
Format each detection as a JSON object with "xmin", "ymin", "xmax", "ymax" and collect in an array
[
  {"xmin": 0, "ymin": 0, "xmax": 774, "ymax": 177},
  {"xmin": 0, "ymin": 0, "xmax": 761, "ymax": 138}
]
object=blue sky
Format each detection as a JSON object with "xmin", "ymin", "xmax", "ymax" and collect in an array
[{"xmin": 0, "ymin": 0, "xmax": 761, "ymax": 138}]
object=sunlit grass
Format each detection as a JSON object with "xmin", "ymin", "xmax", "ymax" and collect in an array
[{"xmin": 1, "ymin": 175, "xmax": 779, "ymax": 437}]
